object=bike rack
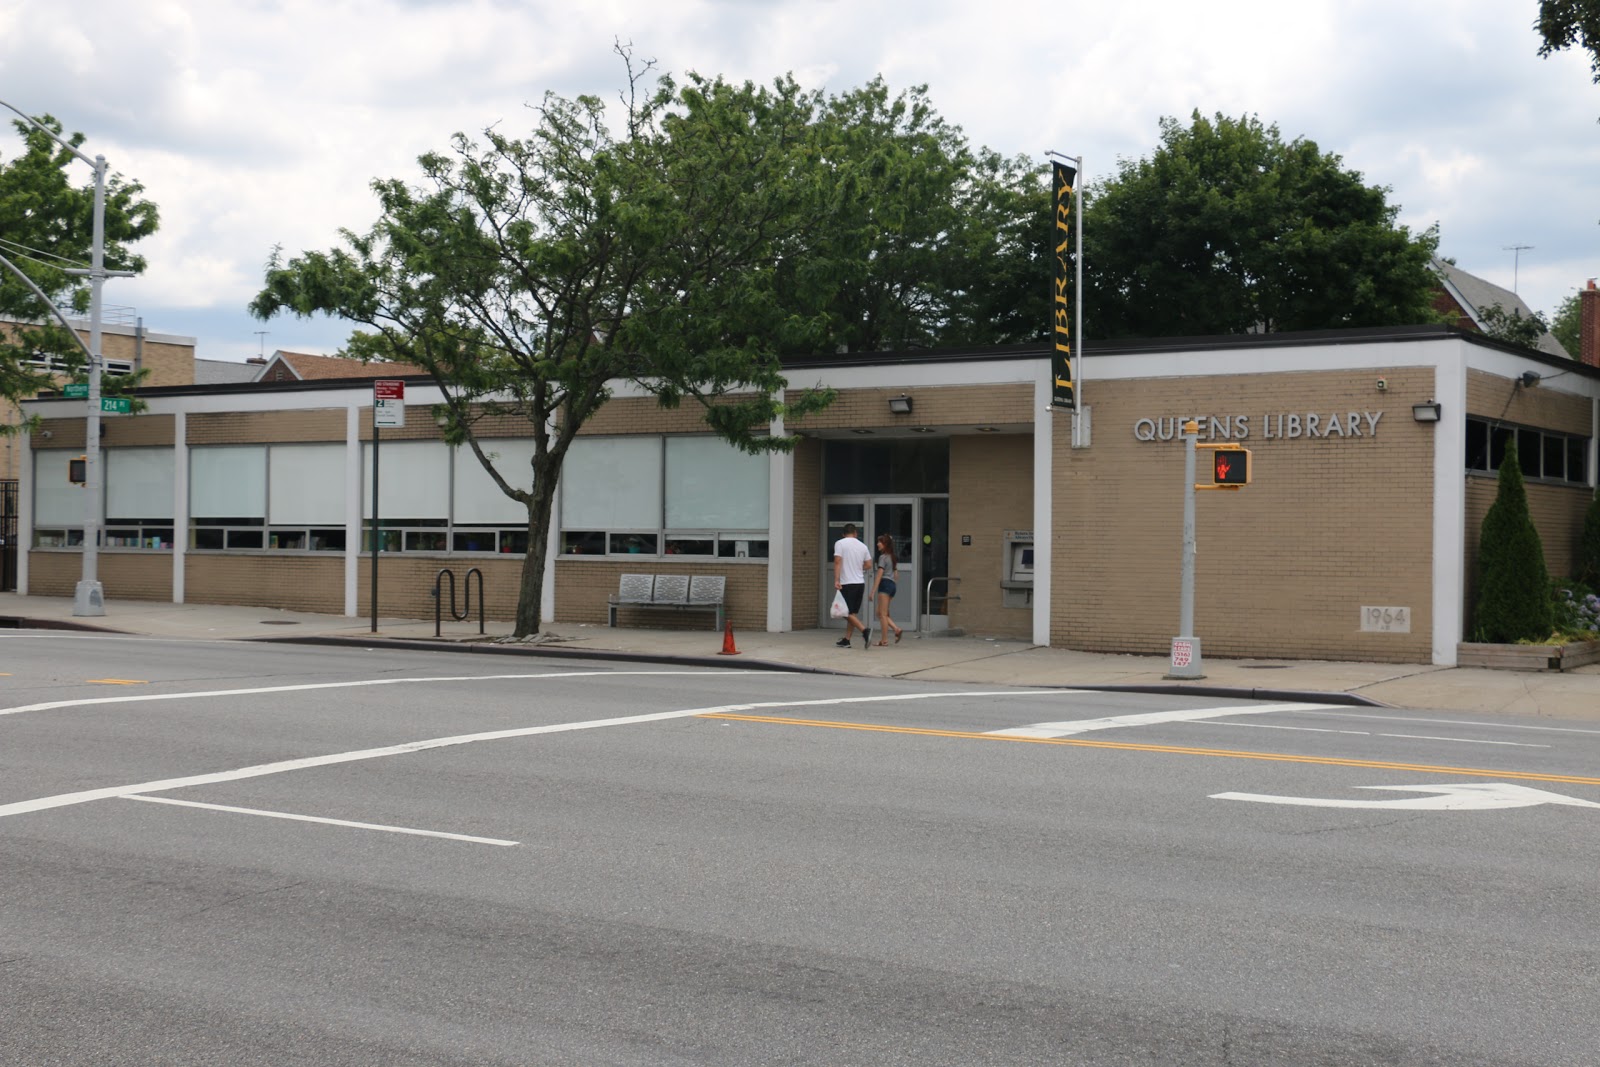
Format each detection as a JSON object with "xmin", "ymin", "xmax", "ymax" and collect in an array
[
  {"xmin": 921, "ymin": 575, "xmax": 961, "ymax": 634},
  {"xmin": 433, "ymin": 567, "xmax": 485, "ymax": 637}
]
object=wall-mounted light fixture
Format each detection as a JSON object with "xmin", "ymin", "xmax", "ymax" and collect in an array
[
  {"xmin": 888, "ymin": 394, "xmax": 913, "ymax": 414},
  {"xmin": 909, "ymin": 426, "xmax": 935, "ymax": 434},
  {"xmin": 1518, "ymin": 371, "xmax": 1542, "ymax": 388},
  {"xmin": 974, "ymin": 426, "xmax": 1000, "ymax": 433},
  {"xmin": 1412, "ymin": 400, "xmax": 1442, "ymax": 423},
  {"xmin": 850, "ymin": 428, "xmax": 874, "ymax": 435}
]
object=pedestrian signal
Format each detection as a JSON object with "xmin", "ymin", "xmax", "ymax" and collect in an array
[
  {"xmin": 1211, "ymin": 447, "xmax": 1250, "ymax": 486},
  {"xmin": 68, "ymin": 456, "xmax": 87, "ymax": 485}
]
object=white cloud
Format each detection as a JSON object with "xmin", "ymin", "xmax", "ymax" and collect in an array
[{"xmin": 3, "ymin": 0, "xmax": 1599, "ymax": 356}]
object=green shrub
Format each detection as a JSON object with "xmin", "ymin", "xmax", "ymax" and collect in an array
[
  {"xmin": 1552, "ymin": 580, "xmax": 1600, "ymax": 638},
  {"xmin": 1472, "ymin": 439, "xmax": 1553, "ymax": 642}
]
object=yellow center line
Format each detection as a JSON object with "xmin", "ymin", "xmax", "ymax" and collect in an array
[
  {"xmin": 88, "ymin": 679, "xmax": 148, "ymax": 686},
  {"xmin": 699, "ymin": 712, "xmax": 1600, "ymax": 787}
]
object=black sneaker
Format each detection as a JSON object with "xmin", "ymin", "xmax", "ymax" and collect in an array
[
  {"xmin": 835, "ymin": 637, "xmax": 851, "ymax": 648},
  {"xmin": 862, "ymin": 627, "xmax": 871, "ymax": 649}
]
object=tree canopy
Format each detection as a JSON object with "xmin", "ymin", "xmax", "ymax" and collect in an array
[
  {"xmin": 1550, "ymin": 291, "xmax": 1581, "ymax": 356},
  {"xmin": 1476, "ymin": 303, "xmax": 1552, "ymax": 351},
  {"xmin": 252, "ymin": 53, "xmax": 1044, "ymax": 635},
  {"xmin": 1082, "ymin": 111, "xmax": 1440, "ymax": 339},
  {"xmin": 1537, "ymin": 1, "xmax": 1600, "ymax": 82},
  {"xmin": 0, "ymin": 114, "xmax": 159, "ymax": 405}
]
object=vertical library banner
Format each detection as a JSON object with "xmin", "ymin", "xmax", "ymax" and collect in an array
[{"xmin": 1051, "ymin": 160, "xmax": 1077, "ymax": 409}]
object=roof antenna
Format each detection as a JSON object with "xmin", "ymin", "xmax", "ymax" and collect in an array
[{"xmin": 1502, "ymin": 244, "xmax": 1534, "ymax": 294}]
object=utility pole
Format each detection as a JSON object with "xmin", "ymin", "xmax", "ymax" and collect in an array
[{"xmin": 0, "ymin": 100, "xmax": 136, "ymax": 616}]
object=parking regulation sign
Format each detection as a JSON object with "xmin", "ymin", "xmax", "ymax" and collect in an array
[{"xmin": 374, "ymin": 379, "xmax": 405, "ymax": 428}]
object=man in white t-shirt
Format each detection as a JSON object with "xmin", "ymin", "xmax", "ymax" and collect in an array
[{"xmin": 833, "ymin": 523, "xmax": 873, "ymax": 650}]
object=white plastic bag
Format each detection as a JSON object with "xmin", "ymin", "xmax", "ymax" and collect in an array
[{"xmin": 830, "ymin": 590, "xmax": 849, "ymax": 619}]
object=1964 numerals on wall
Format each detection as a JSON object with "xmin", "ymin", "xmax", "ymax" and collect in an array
[{"xmin": 1360, "ymin": 606, "xmax": 1410, "ymax": 633}]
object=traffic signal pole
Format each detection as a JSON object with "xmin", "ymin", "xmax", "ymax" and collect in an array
[{"xmin": 1168, "ymin": 420, "xmax": 1204, "ymax": 679}]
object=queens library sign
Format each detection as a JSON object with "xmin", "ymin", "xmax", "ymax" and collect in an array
[{"xmin": 1132, "ymin": 411, "xmax": 1386, "ymax": 443}]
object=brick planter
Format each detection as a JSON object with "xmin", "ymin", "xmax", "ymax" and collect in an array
[{"xmin": 1457, "ymin": 639, "xmax": 1600, "ymax": 672}]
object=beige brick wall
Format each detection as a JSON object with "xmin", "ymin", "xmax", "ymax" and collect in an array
[
  {"xmin": 577, "ymin": 396, "xmax": 768, "ymax": 437},
  {"xmin": 949, "ymin": 434, "xmax": 1033, "ymax": 637},
  {"xmin": 787, "ymin": 384, "xmax": 1032, "ymax": 433},
  {"xmin": 186, "ymin": 554, "xmax": 347, "ymax": 613},
  {"xmin": 790, "ymin": 438, "xmax": 823, "ymax": 630},
  {"xmin": 1467, "ymin": 370, "xmax": 1593, "ymax": 435},
  {"xmin": 555, "ymin": 559, "xmax": 767, "ymax": 630},
  {"xmin": 1052, "ymin": 368, "xmax": 1435, "ymax": 662},
  {"xmin": 26, "ymin": 550, "xmax": 172, "ymax": 600},
  {"xmin": 189, "ymin": 410, "xmax": 346, "ymax": 444},
  {"xmin": 355, "ymin": 556, "xmax": 526, "ymax": 620}
]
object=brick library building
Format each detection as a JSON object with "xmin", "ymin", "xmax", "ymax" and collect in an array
[{"xmin": 16, "ymin": 316, "xmax": 1600, "ymax": 667}]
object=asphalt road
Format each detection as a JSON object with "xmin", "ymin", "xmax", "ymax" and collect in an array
[{"xmin": 3, "ymin": 632, "xmax": 1598, "ymax": 1066}]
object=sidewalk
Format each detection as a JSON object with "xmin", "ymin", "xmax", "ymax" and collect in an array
[{"xmin": 2, "ymin": 592, "xmax": 1597, "ymax": 719}]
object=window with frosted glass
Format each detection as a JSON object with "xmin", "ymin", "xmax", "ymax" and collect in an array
[
  {"xmin": 560, "ymin": 437, "xmax": 662, "ymax": 529},
  {"xmin": 665, "ymin": 437, "xmax": 768, "ymax": 530}
]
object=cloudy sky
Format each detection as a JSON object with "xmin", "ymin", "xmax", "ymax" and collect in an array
[{"xmin": 3, "ymin": 0, "xmax": 1598, "ymax": 362}]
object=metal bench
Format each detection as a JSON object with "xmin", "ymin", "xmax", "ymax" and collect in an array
[{"xmin": 608, "ymin": 573, "xmax": 726, "ymax": 631}]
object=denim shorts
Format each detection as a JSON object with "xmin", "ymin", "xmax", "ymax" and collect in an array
[{"xmin": 878, "ymin": 578, "xmax": 896, "ymax": 598}]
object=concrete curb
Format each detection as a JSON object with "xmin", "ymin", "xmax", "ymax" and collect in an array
[
  {"xmin": 249, "ymin": 632, "xmax": 847, "ymax": 675},
  {"xmin": 251, "ymin": 633, "xmax": 1382, "ymax": 705},
  {"xmin": 0, "ymin": 615, "xmax": 127, "ymax": 634}
]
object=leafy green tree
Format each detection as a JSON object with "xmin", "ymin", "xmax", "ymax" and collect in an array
[
  {"xmin": 0, "ymin": 114, "xmax": 159, "ymax": 408},
  {"xmin": 1550, "ymin": 292, "xmax": 1580, "ymax": 357},
  {"xmin": 1082, "ymin": 111, "xmax": 1440, "ymax": 339},
  {"xmin": 1476, "ymin": 303, "xmax": 1551, "ymax": 350},
  {"xmin": 775, "ymin": 80, "xmax": 1051, "ymax": 353},
  {"xmin": 251, "ymin": 58, "xmax": 825, "ymax": 637},
  {"xmin": 1473, "ymin": 439, "xmax": 1555, "ymax": 642},
  {"xmin": 1538, "ymin": 1, "xmax": 1600, "ymax": 82}
]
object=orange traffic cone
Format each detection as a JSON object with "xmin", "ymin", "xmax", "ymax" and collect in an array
[{"xmin": 717, "ymin": 619, "xmax": 740, "ymax": 656}]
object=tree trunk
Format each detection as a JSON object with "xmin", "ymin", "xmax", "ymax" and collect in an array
[{"xmin": 514, "ymin": 460, "xmax": 561, "ymax": 637}]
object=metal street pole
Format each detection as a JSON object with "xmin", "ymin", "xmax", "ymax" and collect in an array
[
  {"xmin": 0, "ymin": 101, "xmax": 133, "ymax": 616},
  {"xmin": 1169, "ymin": 419, "xmax": 1204, "ymax": 679},
  {"xmin": 72, "ymin": 154, "xmax": 108, "ymax": 615}
]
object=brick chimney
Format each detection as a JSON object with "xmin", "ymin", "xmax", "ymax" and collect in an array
[{"xmin": 1582, "ymin": 279, "xmax": 1600, "ymax": 367}]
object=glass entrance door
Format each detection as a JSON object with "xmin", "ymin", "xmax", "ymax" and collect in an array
[
  {"xmin": 822, "ymin": 496, "xmax": 918, "ymax": 629},
  {"xmin": 871, "ymin": 498, "xmax": 917, "ymax": 633}
]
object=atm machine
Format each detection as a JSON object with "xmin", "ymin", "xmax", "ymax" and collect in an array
[{"xmin": 1001, "ymin": 529, "xmax": 1033, "ymax": 609}]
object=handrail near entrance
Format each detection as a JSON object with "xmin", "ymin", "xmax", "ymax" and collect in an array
[
  {"xmin": 433, "ymin": 567, "xmax": 485, "ymax": 637},
  {"xmin": 922, "ymin": 575, "xmax": 961, "ymax": 633}
]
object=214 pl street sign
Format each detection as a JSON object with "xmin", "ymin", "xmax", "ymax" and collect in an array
[{"xmin": 100, "ymin": 396, "xmax": 130, "ymax": 414}]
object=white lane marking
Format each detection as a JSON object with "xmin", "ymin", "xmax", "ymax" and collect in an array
[
  {"xmin": 122, "ymin": 795, "xmax": 519, "ymax": 846},
  {"xmin": 986, "ymin": 702, "xmax": 1326, "ymax": 738},
  {"xmin": 1375, "ymin": 732, "xmax": 1549, "ymax": 748},
  {"xmin": 0, "ymin": 689, "xmax": 1068, "ymax": 822},
  {"xmin": 1330, "ymin": 713, "xmax": 1600, "ymax": 736},
  {"xmin": 1213, "ymin": 783, "xmax": 1600, "ymax": 811},
  {"xmin": 1190, "ymin": 720, "xmax": 1549, "ymax": 748},
  {"xmin": 0, "ymin": 670, "xmax": 753, "ymax": 719}
]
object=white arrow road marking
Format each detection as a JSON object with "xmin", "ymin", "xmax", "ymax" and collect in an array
[
  {"xmin": 1212, "ymin": 783, "xmax": 1600, "ymax": 810},
  {"xmin": 989, "ymin": 702, "xmax": 1326, "ymax": 738}
]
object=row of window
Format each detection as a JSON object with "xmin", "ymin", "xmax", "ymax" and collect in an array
[
  {"xmin": 1465, "ymin": 418, "xmax": 1590, "ymax": 484},
  {"xmin": 34, "ymin": 435, "xmax": 773, "ymax": 559}
]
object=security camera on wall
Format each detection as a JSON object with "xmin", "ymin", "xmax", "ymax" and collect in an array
[{"xmin": 1375, "ymin": 378, "xmax": 1388, "ymax": 392}]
